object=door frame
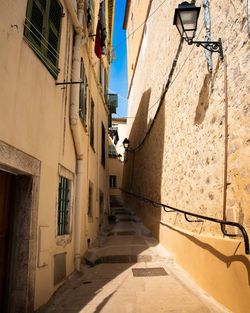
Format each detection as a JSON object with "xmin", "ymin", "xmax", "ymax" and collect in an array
[{"xmin": 0, "ymin": 140, "xmax": 40, "ymax": 312}]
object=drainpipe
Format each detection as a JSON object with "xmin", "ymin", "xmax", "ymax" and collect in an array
[
  {"xmin": 64, "ymin": 0, "xmax": 82, "ymax": 33},
  {"xmin": 68, "ymin": 0, "xmax": 85, "ymax": 272}
]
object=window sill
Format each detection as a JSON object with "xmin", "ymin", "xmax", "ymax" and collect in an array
[{"xmin": 56, "ymin": 234, "xmax": 72, "ymax": 247}]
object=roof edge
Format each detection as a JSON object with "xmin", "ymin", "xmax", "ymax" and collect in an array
[{"xmin": 123, "ymin": 0, "xmax": 131, "ymax": 29}]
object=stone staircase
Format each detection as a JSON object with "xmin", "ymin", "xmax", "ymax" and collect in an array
[{"xmin": 84, "ymin": 202, "xmax": 174, "ymax": 266}]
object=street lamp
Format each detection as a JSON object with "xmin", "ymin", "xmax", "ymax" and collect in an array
[
  {"xmin": 122, "ymin": 138, "xmax": 130, "ymax": 163},
  {"xmin": 122, "ymin": 138, "xmax": 129, "ymax": 151},
  {"xmin": 117, "ymin": 154, "xmax": 122, "ymax": 162},
  {"xmin": 173, "ymin": 1, "xmax": 223, "ymax": 60}
]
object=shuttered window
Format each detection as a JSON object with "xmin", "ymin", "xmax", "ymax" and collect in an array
[
  {"xmin": 101, "ymin": 123, "xmax": 106, "ymax": 167},
  {"xmin": 24, "ymin": 0, "xmax": 62, "ymax": 78},
  {"xmin": 79, "ymin": 58, "xmax": 88, "ymax": 123},
  {"xmin": 90, "ymin": 98, "xmax": 95, "ymax": 148},
  {"xmin": 88, "ymin": 182, "xmax": 94, "ymax": 221}
]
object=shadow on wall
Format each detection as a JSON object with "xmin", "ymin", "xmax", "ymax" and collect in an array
[
  {"xmin": 194, "ymin": 59, "xmax": 221, "ymax": 125},
  {"xmin": 162, "ymin": 222, "xmax": 250, "ymax": 286},
  {"xmin": 122, "ymin": 87, "xmax": 166, "ymax": 240},
  {"xmin": 194, "ymin": 73, "xmax": 212, "ymax": 125},
  {"xmin": 122, "ymin": 89, "xmax": 151, "ymax": 193}
]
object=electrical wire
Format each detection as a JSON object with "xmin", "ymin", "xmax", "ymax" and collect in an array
[
  {"xmin": 108, "ymin": 88, "xmax": 127, "ymax": 101},
  {"xmin": 125, "ymin": 25, "xmax": 203, "ymax": 117},
  {"xmin": 93, "ymin": 0, "xmax": 168, "ymax": 66},
  {"xmin": 119, "ymin": 26, "xmax": 204, "ymax": 150}
]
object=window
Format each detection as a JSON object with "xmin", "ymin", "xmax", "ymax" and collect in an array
[
  {"xmin": 79, "ymin": 58, "xmax": 88, "ymax": 123},
  {"xmin": 24, "ymin": 0, "xmax": 62, "ymax": 78},
  {"xmin": 57, "ymin": 176, "xmax": 70, "ymax": 236},
  {"xmin": 88, "ymin": 182, "xmax": 94, "ymax": 221},
  {"xmin": 101, "ymin": 123, "xmax": 106, "ymax": 167},
  {"xmin": 104, "ymin": 68, "xmax": 108, "ymax": 101},
  {"xmin": 90, "ymin": 98, "xmax": 95, "ymax": 148},
  {"xmin": 99, "ymin": 190, "xmax": 104, "ymax": 224},
  {"xmin": 109, "ymin": 175, "xmax": 117, "ymax": 188},
  {"xmin": 99, "ymin": 62, "xmax": 108, "ymax": 101},
  {"xmin": 86, "ymin": 0, "xmax": 95, "ymax": 34}
]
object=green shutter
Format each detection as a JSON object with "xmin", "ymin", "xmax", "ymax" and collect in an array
[
  {"xmin": 47, "ymin": 0, "xmax": 62, "ymax": 66},
  {"xmin": 24, "ymin": 0, "xmax": 62, "ymax": 78},
  {"xmin": 79, "ymin": 59, "xmax": 87, "ymax": 123}
]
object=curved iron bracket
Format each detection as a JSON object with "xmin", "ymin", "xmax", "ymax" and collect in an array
[
  {"xmin": 187, "ymin": 38, "xmax": 224, "ymax": 60},
  {"xmin": 184, "ymin": 214, "xmax": 203, "ymax": 223}
]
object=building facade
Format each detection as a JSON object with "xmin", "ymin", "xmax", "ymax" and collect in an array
[
  {"xmin": 123, "ymin": 0, "xmax": 250, "ymax": 312},
  {"xmin": 0, "ymin": 0, "xmax": 114, "ymax": 311},
  {"xmin": 108, "ymin": 117, "xmax": 127, "ymax": 198}
]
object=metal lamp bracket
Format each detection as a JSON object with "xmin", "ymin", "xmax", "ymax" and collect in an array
[{"xmin": 187, "ymin": 38, "xmax": 224, "ymax": 60}]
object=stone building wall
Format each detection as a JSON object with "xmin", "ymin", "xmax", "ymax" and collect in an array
[
  {"xmin": 124, "ymin": 0, "xmax": 250, "ymax": 237},
  {"xmin": 123, "ymin": 0, "xmax": 250, "ymax": 311}
]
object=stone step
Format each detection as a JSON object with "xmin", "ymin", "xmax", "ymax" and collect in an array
[{"xmin": 83, "ymin": 243, "xmax": 175, "ymax": 266}]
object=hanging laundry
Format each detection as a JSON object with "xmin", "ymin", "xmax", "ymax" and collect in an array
[{"xmin": 95, "ymin": 21, "xmax": 102, "ymax": 59}]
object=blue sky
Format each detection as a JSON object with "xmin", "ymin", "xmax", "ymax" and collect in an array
[{"xmin": 109, "ymin": 0, "xmax": 128, "ymax": 118}]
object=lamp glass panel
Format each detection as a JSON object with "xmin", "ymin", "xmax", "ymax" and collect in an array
[
  {"xmin": 176, "ymin": 14, "xmax": 184, "ymax": 36},
  {"xmin": 184, "ymin": 30, "xmax": 196, "ymax": 40},
  {"xmin": 179, "ymin": 10, "xmax": 198, "ymax": 31}
]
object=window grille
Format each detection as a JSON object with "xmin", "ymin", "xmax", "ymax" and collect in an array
[
  {"xmin": 57, "ymin": 176, "xmax": 70, "ymax": 236},
  {"xmin": 24, "ymin": 0, "xmax": 62, "ymax": 78}
]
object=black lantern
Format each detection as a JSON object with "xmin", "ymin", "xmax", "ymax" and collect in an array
[
  {"xmin": 117, "ymin": 154, "xmax": 122, "ymax": 162},
  {"xmin": 173, "ymin": 1, "xmax": 200, "ymax": 43},
  {"xmin": 122, "ymin": 138, "xmax": 129, "ymax": 150},
  {"xmin": 173, "ymin": 1, "xmax": 223, "ymax": 60}
]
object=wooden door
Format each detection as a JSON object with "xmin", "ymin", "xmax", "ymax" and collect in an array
[{"xmin": 0, "ymin": 170, "xmax": 13, "ymax": 310}]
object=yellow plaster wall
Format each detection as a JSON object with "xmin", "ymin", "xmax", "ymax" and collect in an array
[{"xmin": 0, "ymin": 0, "xmax": 111, "ymax": 309}]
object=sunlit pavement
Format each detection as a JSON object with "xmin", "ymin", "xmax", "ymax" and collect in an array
[{"xmin": 37, "ymin": 203, "xmax": 230, "ymax": 313}]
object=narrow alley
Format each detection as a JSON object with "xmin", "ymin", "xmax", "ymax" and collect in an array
[
  {"xmin": 1, "ymin": 1, "xmax": 250, "ymax": 312},
  {"xmin": 37, "ymin": 198, "xmax": 229, "ymax": 313}
]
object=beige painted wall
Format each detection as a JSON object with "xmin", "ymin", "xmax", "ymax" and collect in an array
[
  {"xmin": 124, "ymin": 0, "xmax": 151, "ymax": 87},
  {"xmin": 123, "ymin": 0, "xmax": 250, "ymax": 312},
  {"xmin": 0, "ymin": 0, "xmax": 112, "ymax": 310}
]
